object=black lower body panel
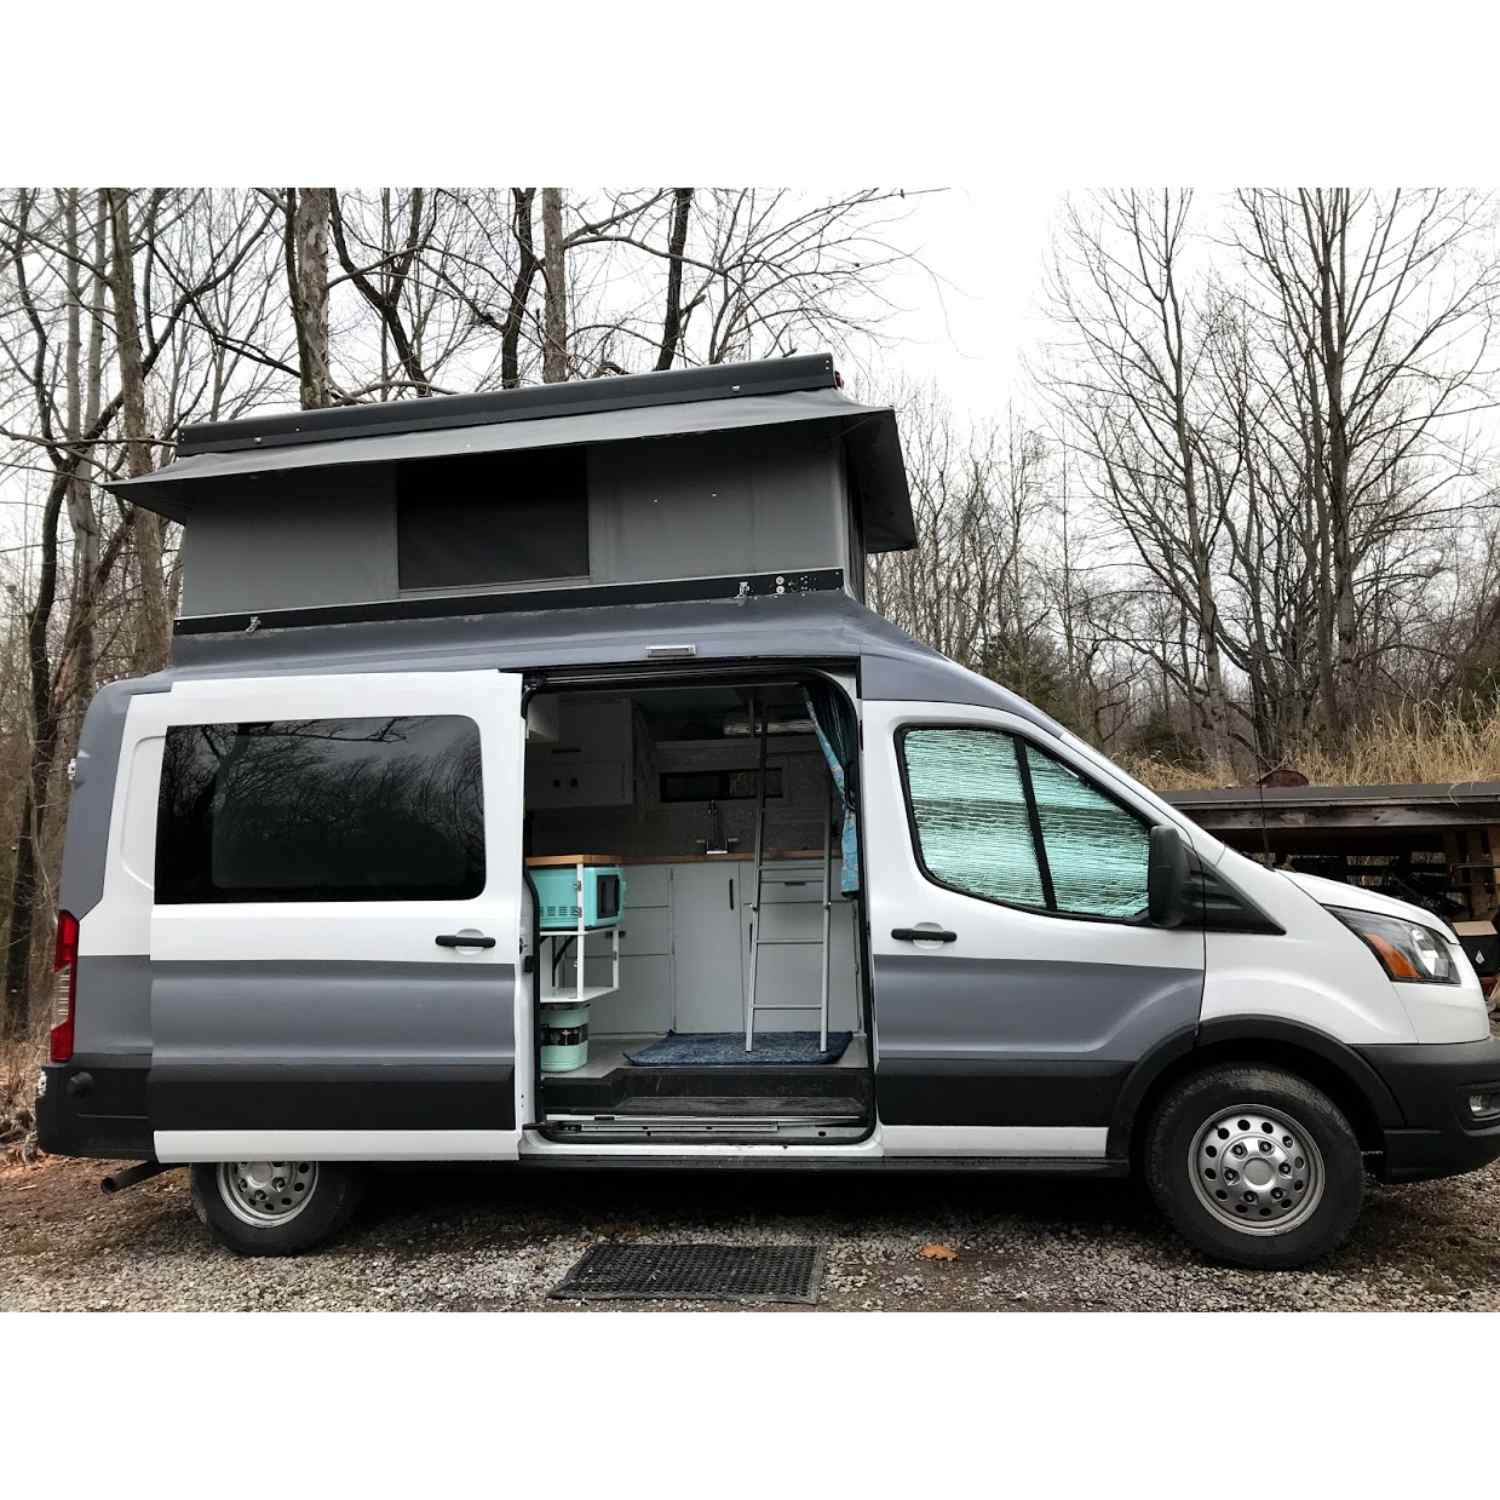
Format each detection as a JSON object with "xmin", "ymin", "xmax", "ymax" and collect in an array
[
  {"xmin": 149, "ymin": 1063, "xmax": 516, "ymax": 1132},
  {"xmin": 38, "ymin": 1058, "xmax": 153, "ymax": 1160},
  {"xmin": 875, "ymin": 1056, "xmax": 1127, "ymax": 1128},
  {"xmin": 1356, "ymin": 1037, "xmax": 1500, "ymax": 1183}
]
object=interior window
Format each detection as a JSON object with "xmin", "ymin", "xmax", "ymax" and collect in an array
[
  {"xmin": 155, "ymin": 715, "xmax": 484, "ymax": 903},
  {"xmin": 901, "ymin": 728, "xmax": 1045, "ymax": 907},
  {"xmin": 1025, "ymin": 744, "xmax": 1150, "ymax": 918},
  {"xmin": 396, "ymin": 448, "xmax": 588, "ymax": 591}
]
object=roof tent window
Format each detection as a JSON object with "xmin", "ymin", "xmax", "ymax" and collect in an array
[{"xmin": 396, "ymin": 447, "xmax": 589, "ymax": 591}]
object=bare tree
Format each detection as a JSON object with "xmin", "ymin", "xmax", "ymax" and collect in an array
[
  {"xmin": 540, "ymin": 188, "xmax": 567, "ymax": 383},
  {"xmin": 286, "ymin": 187, "xmax": 333, "ymax": 409}
]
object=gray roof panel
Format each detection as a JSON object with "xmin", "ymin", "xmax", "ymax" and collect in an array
[{"xmin": 162, "ymin": 590, "xmax": 1064, "ymax": 734}]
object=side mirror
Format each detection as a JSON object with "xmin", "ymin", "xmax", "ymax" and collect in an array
[{"xmin": 1148, "ymin": 825, "xmax": 1192, "ymax": 928}]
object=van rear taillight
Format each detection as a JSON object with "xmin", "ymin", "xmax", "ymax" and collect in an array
[{"xmin": 49, "ymin": 910, "xmax": 78, "ymax": 1063}]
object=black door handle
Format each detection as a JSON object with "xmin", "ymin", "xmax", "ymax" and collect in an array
[
  {"xmin": 435, "ymin": 932, "xmax": 497, "ymax": 949},
  {"xmin": 891, "ymin": 927, "xmax": 958, "ymax": 943}
]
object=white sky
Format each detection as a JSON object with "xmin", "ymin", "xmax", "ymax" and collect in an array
[{"xmin": 853, "ymin": 187, "xmax": 1063, "ymax": 420}]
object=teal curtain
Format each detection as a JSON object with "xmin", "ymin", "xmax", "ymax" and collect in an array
[{"xmin": 803, "ymin": 684, "xmax": 860, "ymax": 895}]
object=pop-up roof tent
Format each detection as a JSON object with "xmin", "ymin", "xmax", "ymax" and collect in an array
[{"xmin": 109, "ymin": 353, "xmax": 916, "ymax": 641}]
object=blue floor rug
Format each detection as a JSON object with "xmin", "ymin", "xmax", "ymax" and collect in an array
[{"xmin": 625, "ymin": 1031, "xmax": 853, "ymax": 1067}]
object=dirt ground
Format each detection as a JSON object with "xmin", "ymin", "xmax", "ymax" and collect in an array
[{"xmin": 4, "ymin": 1151, "xmax": 1499, "ymax": 1311}]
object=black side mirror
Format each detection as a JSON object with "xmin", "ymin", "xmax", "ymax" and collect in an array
[{"xmin": 1148, "ymin": 824, "xmax": 1192, "ymax": 928}]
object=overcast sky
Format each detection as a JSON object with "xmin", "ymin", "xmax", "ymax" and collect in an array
[{"xmin": 844, "ymin": 187, "xmax": 1064, "ymax": 420}]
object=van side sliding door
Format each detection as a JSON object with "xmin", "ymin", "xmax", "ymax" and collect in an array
[{"xmin": 142, "ymin": 670, "xmax": 526, "ymax": 1162}]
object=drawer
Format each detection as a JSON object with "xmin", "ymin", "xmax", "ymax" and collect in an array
[{"xmin": 755, "ymin": 862, "xmax": 827, "ymax": 903}]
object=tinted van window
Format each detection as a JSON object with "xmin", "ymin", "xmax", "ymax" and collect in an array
[{"xmin": 155, "ymin": 715, "xmax": 484, "ymax": 903}]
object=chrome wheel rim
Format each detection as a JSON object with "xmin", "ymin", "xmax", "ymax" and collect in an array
[
  {"xmin": 218, "ymin": 1160, "xmax": 318, "ymax": 1227},
  {"xmin": 1189, "ymin": 1105, "xmax": 1324, "ymax": 1237}
]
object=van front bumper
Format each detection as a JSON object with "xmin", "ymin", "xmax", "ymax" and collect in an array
[{"xmin": 1355, "ymin": 1037, "xmax": 1500, "ymax": 1183}]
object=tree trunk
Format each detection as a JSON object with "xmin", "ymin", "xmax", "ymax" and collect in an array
[
  {"xmin": 290, "ymin": 187, "xmax": 334, "ymax": 409},
  {"xmin": 502, "ymin": 189, "xmax": 539, "ymax": 388},
  {"xmin": 655, "ymin": 188, "xmax": 693, "ymax": 370},
  {"xmin": 541, "ymin": 188, "xmax": 567, "ymax": 383},
  {"xmin": 107, "ymin": 189, "xmax": 172, "ymax": 671}
]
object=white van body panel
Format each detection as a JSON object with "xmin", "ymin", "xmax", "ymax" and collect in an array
[
  {"xmin": 1197, "ymin": 846, "xmax": 1489, "ymax": 1045},
  {"xmin": 1282, "ymin": 869, "xmax": 1489, "ymax": 1044}
]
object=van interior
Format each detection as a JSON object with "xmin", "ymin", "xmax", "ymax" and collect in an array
[{"xmin": 523, "ymin": 675, "xmax": 872, "ymax": 1144}]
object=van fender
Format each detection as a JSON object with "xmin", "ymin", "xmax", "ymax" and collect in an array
[{"xmin": 1105, "ymin": 1015, "xmax": 1405, "ymax": 1160}]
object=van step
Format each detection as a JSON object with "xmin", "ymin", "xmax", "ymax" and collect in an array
[{"xmin": 607, "ymin": 1094, "xmax": 866, "ymax": 1119}]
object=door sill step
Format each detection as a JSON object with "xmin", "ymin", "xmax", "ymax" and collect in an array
[{"xmin": 545, "ymin": 1114, "xmax": 864, "ymax": 1138}]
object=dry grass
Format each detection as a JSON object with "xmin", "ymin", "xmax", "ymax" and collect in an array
[
  {"xmin": 1121, "ymin": 701, "xmax": 1500, "ymax": 793},
  {"xmin": 1, "ymin": 1032, "xmax": 45, "ymax": 1164}
]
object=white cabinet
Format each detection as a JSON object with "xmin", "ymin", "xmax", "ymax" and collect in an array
[
  {"xmin": 669, "ymin": 862, "xmax": 746, "ymax": 1033},
  {"xmin": 565, "ymin": 857, "xmax": 860, "ymax": 1040},
  {"xmin": 525, "ymin": 697, "xmax": 633, "ymax": 809},
  {"xmin": 564, "ymin": 865, "xmax": 674, "ymax": 1035}
]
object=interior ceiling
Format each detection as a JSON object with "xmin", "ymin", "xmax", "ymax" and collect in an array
[{"xmin": 573, "ymin": 683, "xmax": 807, "ymax": 721}]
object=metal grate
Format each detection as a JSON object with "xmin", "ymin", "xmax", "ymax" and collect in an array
[{"xmin": 551, "ymin": 1243, "xmax": 825, "ymax": 1304}]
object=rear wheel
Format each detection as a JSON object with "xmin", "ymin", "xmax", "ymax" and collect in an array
[
  {"xmin": 190, "ymin": 1159, "xmax": 363, "ymax": 1256},
  {"xmin": 1146, "ymin": 1065, "xmax": 1363, "ymax": 1269}
]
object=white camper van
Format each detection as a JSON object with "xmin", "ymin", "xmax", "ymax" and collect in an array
[{"xmin": 38, "ymin": 356, "xmax": 1500, "ymax": 1269}]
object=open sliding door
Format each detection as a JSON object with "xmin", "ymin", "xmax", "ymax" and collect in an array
[{"xmin": 145, "ymin": 669, "xmax": 527, "ymax": 1162}]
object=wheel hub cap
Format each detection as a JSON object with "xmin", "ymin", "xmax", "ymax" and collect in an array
[
  {"xmin": 219, "ymin": 1160, "xmax": 318, "ymax": 1226},
  {"xmin": 1189, "ymin": 1108, "xmax": 1324, "ymax": 1237}
]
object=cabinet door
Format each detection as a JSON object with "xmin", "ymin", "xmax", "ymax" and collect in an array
[{"xmin": 671, "ymin": 863, "xmax": 745, "ymax": 1033}]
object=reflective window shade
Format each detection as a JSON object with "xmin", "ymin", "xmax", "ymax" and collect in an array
[
  {"xmin": 901, "ymin": 728, "xmax": 1044, "ymax": 907},
  {"xmin": 1025, "ymin": 747, "xmax": 1150, "ymax": 918}
]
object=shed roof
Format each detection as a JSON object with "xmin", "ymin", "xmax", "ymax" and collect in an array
[
  {"xmin": 107, "ymin": 354, "xmax": 916, "ymax": 552},
  {"xmin": 1166, "ymin": 781, "xmax": 1500, "ymax": 837}
]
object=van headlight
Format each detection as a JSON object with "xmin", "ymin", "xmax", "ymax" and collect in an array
[{"xmin": 1328, "ymin": 907, "xmax": 1460, "ymax": 985}]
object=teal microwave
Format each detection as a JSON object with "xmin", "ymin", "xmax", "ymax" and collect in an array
[{"xmin": 529, "ymin": 861, "xmax": 626, "ymax": 931}]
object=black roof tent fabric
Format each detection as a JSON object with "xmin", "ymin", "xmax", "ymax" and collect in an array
[{"xmin": 106, "ymin": 356, "xmax": 917, "ymax": 553}]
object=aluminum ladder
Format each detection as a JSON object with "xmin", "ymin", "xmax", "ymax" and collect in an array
[{"xmin": 743, "ymin": 694, "xmax": 833, "ymax": 1053}]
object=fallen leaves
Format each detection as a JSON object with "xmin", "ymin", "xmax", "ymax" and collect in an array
[{"xmin": 918, "ymin": 1242, "xmax": 959, "ymax": 1261}]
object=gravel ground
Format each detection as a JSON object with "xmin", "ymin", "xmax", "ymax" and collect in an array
[{"xmin": 4, "ymin": 1152, "xmax": 1499, "ymax": 1311}]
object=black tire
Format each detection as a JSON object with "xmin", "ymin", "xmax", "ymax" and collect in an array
[
  {"xmin": 1145, "ymin": 1064, "xmax": 1363, "ymax": 1269},
  {"xmin": 190, "ymin": 1161, "xmax": 364, "ymax": 1257}
]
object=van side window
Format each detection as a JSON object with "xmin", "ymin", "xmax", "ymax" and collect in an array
[
  {"xmin": 155, "ymin": 715, "xmax": 484, "ymax": 904},
  {"xmin": 899, "ymin": 727, "xmax": 1150, "ymax": 921},
  {"xmin": 900, "ymin": 729, "xmax": 1045, "ymax": 907}
]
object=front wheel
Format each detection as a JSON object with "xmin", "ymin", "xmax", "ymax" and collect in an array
[
  {"xmin": 1146, "ymin": 1065, "xmax": 1363, "ymax": 1269},
  {"xmin": 190, "ymin": 1160, "xmax": 363, "ymax": 1256}
]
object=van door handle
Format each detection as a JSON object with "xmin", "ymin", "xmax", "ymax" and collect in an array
[
  {"xmin": 891, "ymin": 927, "xmax": 958, "ymax": 943},
  {"xmin": 435, "ymin": 932, "xmax": 497, "ymax": 949}
]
